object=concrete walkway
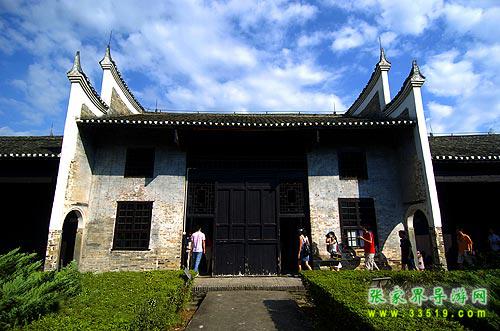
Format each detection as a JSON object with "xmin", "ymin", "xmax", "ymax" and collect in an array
[{"xmin": 186, "ymin": 290, "xmax": 313, "ymax": 331}]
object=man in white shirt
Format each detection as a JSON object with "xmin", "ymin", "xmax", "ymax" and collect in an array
[{"xmin": 190, "ymin": 225, "xmax": 206, "ymax": 275}]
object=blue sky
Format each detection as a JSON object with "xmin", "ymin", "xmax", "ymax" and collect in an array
[{"xmin": 0, "ymin": 0, "xmax": 499, "ymax": 135}]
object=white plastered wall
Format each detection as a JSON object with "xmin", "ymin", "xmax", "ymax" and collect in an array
[{"xmin": 100, "ymin": 67, "xmax": 141, "ymax": 114}]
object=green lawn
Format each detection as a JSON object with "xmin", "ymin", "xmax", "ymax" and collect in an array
[
  {"xmin": 25, "ymin": 270, "xmax": 192, "ymax": 331},
  {"xmin": 301, "ymin": 269, "xmax": 499, "ymax": 331}
]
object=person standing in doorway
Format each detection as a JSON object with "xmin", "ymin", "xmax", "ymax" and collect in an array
[
  {"xmin": 456, "ymin": 228, "xmax": 474, "ymax": 269},
  {"xmin": 298, "ymin": 228, "xmax": 312, "ymax": 272},
  {"xmin": 399, "ymin": 230, "xmax": 416, "ymax": 270},
  {"xmin": 359, "ymin": 227, "xmax": 378, "ymax": 271},
  {"xmin": 191, "ymin": 225, "xmax": 206, "ymax": 276},
  {"xmin": 416, "ymin": 251, "xmax": 425, "ymax": 271}
]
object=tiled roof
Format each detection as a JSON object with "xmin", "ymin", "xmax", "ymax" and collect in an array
[
  {"xmin": 0, "ymin": 136, "xmax": 62, "ymax": 158},
  {"xmin": 1, "ymin": 133, "xmax": 499, "ymax": 162},
  {"xmin": 78, "ymin": 112, "xmax": 416, "ymax": 128},
  {"xmin": 429, "ymin": 134, "xmax": 500, "ymax": 161}
]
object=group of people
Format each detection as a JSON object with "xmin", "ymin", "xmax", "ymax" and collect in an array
[
  {"xmin": 190, "ymin": 223, "xmax": 500, "ymax": 274},
  {"xmin": 298, "ymin": 226, "xmax": 379, "ymax": 271}
]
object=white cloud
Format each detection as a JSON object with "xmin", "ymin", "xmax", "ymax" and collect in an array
[
  {"xmin": 0, "ymin": 0, "xmax": 340, "ymax": 131},
  {"xmin": 465, "ymin": 43, "xmax": 500, "ymax": 72},
  {"xmin": 331, "ymin": 20, "xmax": 377, "ymax": 51},
  {"xmin": 376, "ymin": 0, "xmax": 444, "ymax": 35},
  {"xmin": 423, "ymin": 46, "xmax": 500, "ymax": 133},
  {"xmin": 422, "ymin": 50, "xmax": 480, "ymax": 97},
  {"xmin": 443, "ymin": 3, "xmax": 500, "ymax": 42},
  {"xmin": 297, "ymin": 31, "xmax": 331, "ymax": 48},
  {"xmin": 428, "ymin": 101, "xmax": 453, "ymax": 118},
  {"xmin": 324, "ymin": 0, "xmax": 444, "ymax": 36},
  {"xmin": 443, "ymin": 3, "xmax": 483, "ymax": 34}
]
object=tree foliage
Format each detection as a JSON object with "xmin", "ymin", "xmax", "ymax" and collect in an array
[{"xmin": 0, "ymin": 248, "xmax": 81, "ymax": 329}]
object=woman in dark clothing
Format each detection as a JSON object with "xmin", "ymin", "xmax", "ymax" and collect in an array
[{"xmin": 298, "ymin": 228, "xmax": 312, "ymax": 271}]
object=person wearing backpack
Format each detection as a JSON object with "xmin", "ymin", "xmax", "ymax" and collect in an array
[
  {"xmin": 325, "ymin": 231, "xmax": 342, "ymax": 271},
  {"xmin": 298, "ymin": 228, "xmax": 312, "ymax": 271}
]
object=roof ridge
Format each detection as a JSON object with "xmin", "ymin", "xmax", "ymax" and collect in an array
[
  {"xmin": 67, "ymin": 51, "xmax": 109, "ymax": 113},
  {"xmin": 100, "ymin": 46, "xmax": 144, "ymax": 112}
]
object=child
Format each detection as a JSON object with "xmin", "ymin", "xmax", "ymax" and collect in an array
[{"xmin": 417, "ymin": 251, "xmax": 425, "ymax": 271}]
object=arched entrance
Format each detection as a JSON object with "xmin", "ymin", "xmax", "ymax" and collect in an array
[
  {"xmin": 406, "ymin": 208, "xmax": 434, "ymax": 268},
  {"xmin": 413, "ymin": 210, "xmax": 433, "ymax": 266},
  {"xmin": 59, "ymin": 210, "xmax": 82, "ymax": 268}
]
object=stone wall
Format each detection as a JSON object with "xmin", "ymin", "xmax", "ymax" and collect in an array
[
  {"xmin": 44, "ymin": 130, "xmax": 93, "ymax": 270},
  {"xmin": 44, "ymin": 230, "xmax": 62, "ymax": 270},
  {"xmin": 78, "ymin": 141, "xmax": 186, "ymax": 272},
  {"xmin": 307, "ymin": 143, "xmax": 406, "ymax": 267},
  {"xmin": 109, "ymin": 88, "xmax": 132, "ymax": 115}
]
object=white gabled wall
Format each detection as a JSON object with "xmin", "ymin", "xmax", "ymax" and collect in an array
[
  {"xmin": 100, "ymin": 47, "xmax": 142, "ymax": 114},
  {"xmin": 412, "ymin": 87, "xmax": 442, "ymax": 228},
  {"xmin": 49, "ymin": 82, "xmax": 89, "ymax": 231},
  {"xmin": 45, "ymin": 52, "xmax": 108, "ymax": 270}
]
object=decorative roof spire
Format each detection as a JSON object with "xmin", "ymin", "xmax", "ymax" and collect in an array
[
  {"xmin": 100, "ymin": 44, "xmax": 113, "ymax": 67},
  {"xmin": 410, "ymin": 59, "xmax": 425, "ymax": 85},
  {"xmin": 377, "ymin": 37, "xmax": 391, "ymax": 70},
  {"xmin": 67, "ymin": 51, "xmax": 83, "ymax": 76}
]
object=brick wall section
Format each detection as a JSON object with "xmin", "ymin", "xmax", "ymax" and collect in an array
[
  {"xmin": 44, "ymin": 230, "xmax": 62, "ymax": 270},
  {"xmin": 78, "ymin": 142, "xmax": 186, "ymax": 272},
  {"xmin": 307, "ymin": 144, "xmax": 406, "ymax": 267},
  {"xmin": 109, "ymin": 88, "xmax": 132, "ymax": 115},
  {"xmin": 431, "ymin": 226, "xmax": 448, "ymax": 270}
]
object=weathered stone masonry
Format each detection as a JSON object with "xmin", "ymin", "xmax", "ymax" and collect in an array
[
  {"xmin": 307, "ymin": 142, "xmax": 406, "ymax": 266},
  {"xmin": 79, "ymin": 141, "xmax": 186, "ymax": 272}
]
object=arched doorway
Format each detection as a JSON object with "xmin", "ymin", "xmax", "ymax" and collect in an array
[
  {"xmin": 410, "ymin": 210, "xmax": 434, "ymax": 267},
  {"xmin": 59, "ymin": 211, "xmax": 81, "ymax": 268}
]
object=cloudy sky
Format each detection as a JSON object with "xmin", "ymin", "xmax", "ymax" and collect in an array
[{"xmin": 0, "ymin": 0, "xmax": 499, "ymax": 135}]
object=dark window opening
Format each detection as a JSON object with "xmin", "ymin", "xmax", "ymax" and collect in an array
[
  {"xmin": 113, "ymin": 201, "xmax": 153, "ymax": 250},
  {"xmin": 338, "ymin": 150, "xmax": 368, "ymax": 180},
  {"xmin": 124, "ymin": 148, "xmax": 155, "ymax": 177},
  {"xmin": 339, "ymin": 198, "xmax": 377, "ymax": 248},
  {"xmin": 279, "ymin": 182, "xmax": 304, "ymax": 215},
  {"xmin": 188, "ymin": 183, "xmax": 215, "ymax": 216}
]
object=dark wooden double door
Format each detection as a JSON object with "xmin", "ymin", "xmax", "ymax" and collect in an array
[
  {"xmin": 215, "ymin": 180, "xmax": 278, "ymax": 275},
  {"xmin": 187, "ymin": 170, "xmax": 308, "ymax": 275}
]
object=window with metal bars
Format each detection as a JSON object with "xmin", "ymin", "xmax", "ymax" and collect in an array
[
  {"xmin": 338, "ymin": 149, "xmax": 367, "ymax": 179},
  {"xmin": 338, "ymin": 198, "xmax": 377, "ymax": 248},
  {"xmin": 124, "ymin": 148, "xmax": 155, "ymax": 177},
  {"xmin": 113, "ymin": 201, "xmax": 153, "ymax": 250}
]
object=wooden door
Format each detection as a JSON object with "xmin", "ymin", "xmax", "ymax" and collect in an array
[{"xmin": 214, "ymin": 181, "xmax": 278, "ymax": 275}]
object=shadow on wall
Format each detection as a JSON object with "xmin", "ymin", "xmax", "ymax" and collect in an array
[{"xmin": 80, "ymin": 128, "xmax": 186, "ymax": 186}]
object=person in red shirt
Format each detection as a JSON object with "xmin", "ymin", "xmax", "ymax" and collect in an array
[
  {"xmin": 456, "ymin": 228, "xmax": 474, "ymax": 269},
  {"xmin": 358, "ymin": 226, "xmax": 378, "ymax": 270}
]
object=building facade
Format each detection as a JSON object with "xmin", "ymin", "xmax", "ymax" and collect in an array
[{"xmin": 2, "ymin": 47, "xmax": 498, "ymax": 275}]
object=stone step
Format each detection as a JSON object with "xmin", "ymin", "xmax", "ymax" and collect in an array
[{"xmin": 192, "ymin": 276, "xmax": 305, "ymax": 294}]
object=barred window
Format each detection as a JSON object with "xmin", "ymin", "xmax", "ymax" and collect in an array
[
  {"xmin": 113, "ymin": 201, "xmax": 153, "ymax": 250},
  {"xmin": 124, "ymin": 148, "xmax": 155, "ymax": 177},
  {"xmin": 338, "ymin": 150, "xmax": 367, "ymax": 179},
  {"xmin": 339, "ymin": 198, "xmax": 377, "ymax": 248}
]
